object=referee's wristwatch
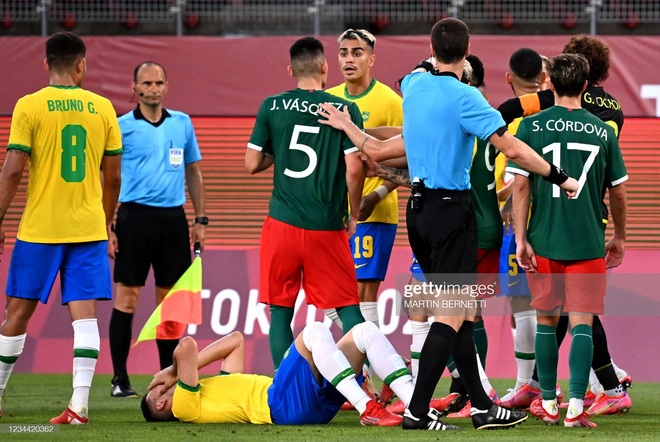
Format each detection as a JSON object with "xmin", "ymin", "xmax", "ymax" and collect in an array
[{"xmin": 193, "ymin": 216, "xmax": 209, "ymax": 226}]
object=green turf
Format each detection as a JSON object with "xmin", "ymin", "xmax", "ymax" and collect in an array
[{"xmin": 1, "ymin": 375, "xmax": 658, "ymax": 441}]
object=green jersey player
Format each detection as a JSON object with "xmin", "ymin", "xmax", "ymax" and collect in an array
[
  {"xmin": 245, "ymin": 37, "xmax": 366, "ymax": 371},
  {"xmin": 508, "ymin": 53, "xmax": 627, "ymax": 429}
]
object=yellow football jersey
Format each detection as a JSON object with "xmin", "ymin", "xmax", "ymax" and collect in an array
[
  {"xmin": 326, "ymin": 80, "xmax": 403, "ymax": 224},
  {"xmin": 8, "ymin": 85, "xmax": 122, "ymax": 243},
  {"xmin": 172, "ymin": 374, "xmax": 273, "ymax": 424},
  {"xmin": 494, "ymin": 116, "xmax": 523, "ymax": 207}
]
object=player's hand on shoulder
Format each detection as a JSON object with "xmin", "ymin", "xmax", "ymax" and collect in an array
[
  {"xmin": 318, "ymin": 103, "xmax": 350, "ymax": 130},
  {"xmin": 560, "ymin": 177, "xmax": 579, "ymax": 199}
]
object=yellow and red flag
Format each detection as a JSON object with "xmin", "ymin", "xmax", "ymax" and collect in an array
[{"xmin": 134, "ymin": 255, "xmax": 202, "ymax": 345}]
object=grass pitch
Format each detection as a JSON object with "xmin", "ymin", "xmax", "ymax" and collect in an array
[{"xmin": 1, "ymin": 375, "xmax": 658, "ymax": 441}]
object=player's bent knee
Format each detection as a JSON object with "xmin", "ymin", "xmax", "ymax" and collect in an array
[
  {"xmin": 176, "ymin": 336, "xmax": 198, "ymax": 355},
  {"xmin": 302, "ymin": 322, "xmax": 332, "ymax": 352},
  {"xmin": 351, "ymin": 321, "xmax": 379, "ymax": 353}
]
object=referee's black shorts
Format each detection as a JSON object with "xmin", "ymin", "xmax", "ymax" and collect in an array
[
  {"xmin": 113, "ymin": 202, "xmax": 192, "ymax": 287},
  {"xmin": 406, "ymin": 188, "xmax": 477, "ymax": 277}
]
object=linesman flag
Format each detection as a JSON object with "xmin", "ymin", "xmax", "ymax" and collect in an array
[{"xmin": 134, "ymin": 243, "xmax": 203, "ymax": 346}]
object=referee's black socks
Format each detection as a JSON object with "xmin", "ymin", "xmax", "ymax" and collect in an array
[
  {"xmin": 408, "ymin": 322, "xmax": 457, "ymax": 418},
  {"xmin": 451, "ymin": 321, "xmax": 492, "ymax": 410},
  {"xmin": 109, "ymin": 308, "xmax": 133, "ymax": 381}
]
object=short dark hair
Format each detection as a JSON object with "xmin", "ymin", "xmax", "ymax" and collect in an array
[
  {"xmin": 563, "ymin": 35, "xmax": 610, "ymax": 85},
  {"xmin": 289, "ymin": 37, "xmax": 325, "ymax": 77},
  {"xmin": 509, "ymin": 48, "xmax": 543, "ymax": 81},
  {"xmin": 466, "ymin": 54, "xmax": 485, "ymax": 88},
  {"xmin": 46, "ymin": 32, "xmax": 86, "ymax": 72},
  {"xmin": 548, "ymin": 53, "xmax": 590, "ymax": 97},
  {"xmin": 430, "ymin": 18, "xmax": 470, "ymax": 64},
  {"xmin": 133, "ymin": 61, "xmax": 167, "ymax": 82},
  {"xmin": 141, "ymin": 395, "xmax": 158, "ymax": 422}
]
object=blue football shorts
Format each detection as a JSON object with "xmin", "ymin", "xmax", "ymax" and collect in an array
[
  {"xmin": 6, "ymin": 239, "xmax": 112, "ymax": 304},
  {"xmin": 409, "ymin": 254, "xmax": 426, "ymax": 283},
  {"xmin": 350, "ymin": 222, "xmax": 397, "ymax": 281},
  {"xmin": 498, "ymin": 228, "xmax": 530, "ymax": 297},
  {"xmin": 268, "ymin": 343, "xmax": 359, "ymax": 425}
]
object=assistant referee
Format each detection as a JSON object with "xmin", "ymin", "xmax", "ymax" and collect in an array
[{"xmin": 108, "ymin": 61, "xmax": 207, "ymax": 398}]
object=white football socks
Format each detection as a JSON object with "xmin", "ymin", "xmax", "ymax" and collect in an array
[
  {"xmin": 359, "ymin": 302, "xmax": 379, "ymax": 328},
  {"xmin": 302, "ymin": 323, "xmax": 368, "ymax": 414},
  {"xmin": 352, "ymin": 322, "xmax": 414, "ymax": 405},
  {"xmin": 71, "ymin": 319, "xmax": 100, "ymax": 416},
  {"xmin": 409, "ymin": 320, "xmax": 429, "ymax": 382},
  {"xmin": 513, "ymin": 310, "xmax": 536, "ymax": 390},
  {"xmin": 0, "ymin": 333, "xmax": 26, "ymax": 402},
  {"xmin": 322, "ymin": 309, "xmax": 343, "ymax": 330},
  {"xmin": 566, "ymin": 398, "xmax": 584, "ymax": 418}
]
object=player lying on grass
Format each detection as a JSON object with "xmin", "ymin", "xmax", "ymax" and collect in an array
[{"xmin": 142, "ymin": 322, "xmax": 447, "ymax": 428}]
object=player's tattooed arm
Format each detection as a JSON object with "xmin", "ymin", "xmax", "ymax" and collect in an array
[{"xmin": 376, "ymin": 164, "xmax": 411, "ymax": 188}]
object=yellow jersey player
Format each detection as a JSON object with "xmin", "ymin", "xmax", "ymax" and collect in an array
[
  {"xmin": 0, "ymin": 32, "xmax": 122, "ymax": 424},
  {"xmin": 142, "ymin": 322, "xmax": 419, "ymax": 427},
  {"xmin": 326, "ymin": 28, "xmax": 403, "ymax": 330}
]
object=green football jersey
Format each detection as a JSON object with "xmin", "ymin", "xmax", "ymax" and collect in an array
[
  {"xmin": 248, "ymin": 88, "xmax": 364, "ymax": 230},
  {"xmin": 509, "ymin": 106, "xmax": 627, "ymax": 260},
  {"xmin": 470, "ymin": 138, "xmax": 503, "ymax": 250}
]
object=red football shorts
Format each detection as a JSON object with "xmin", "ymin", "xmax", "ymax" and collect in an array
[
  {"xmin": 476, "ymin": 247, "xmax": 500, "ymax": 298},
  {"xmin": 259, "ymin": 217, "xmax": 359, "ymax": 309},
  {"xmin": 527, "ymin": 256, "xmax": 606, "ymax": 315}
]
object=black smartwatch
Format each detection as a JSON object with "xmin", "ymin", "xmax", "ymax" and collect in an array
[{"xmin": 193, "ymin": 216, "xmax": 209, "ymax": 226}]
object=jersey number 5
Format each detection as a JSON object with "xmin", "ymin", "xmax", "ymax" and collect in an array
[
  {"xmin": 61, "ymin": 124, "xmax": 87, "ymax": 183},
  {"xmin": 284, "ymin": 124, "xmax": 319, "ymax": 179}
]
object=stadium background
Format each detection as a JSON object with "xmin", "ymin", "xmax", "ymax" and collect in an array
[{"xmin": 0, "ymin": 1, "xmax": 658, "ymax": 381}]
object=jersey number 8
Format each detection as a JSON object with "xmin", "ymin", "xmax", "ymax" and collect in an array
[{"xmin": 61, "ymin": 124, "xmax": 87, "ymax": 183}]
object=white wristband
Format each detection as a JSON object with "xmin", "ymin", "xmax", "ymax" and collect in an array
[{"xmin": 374, "ymin": 185, "xmax": 388, "ymax": 200}]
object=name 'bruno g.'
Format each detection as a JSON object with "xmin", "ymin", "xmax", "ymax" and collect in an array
[{"xmin": 47, "ymin": 99, "xmax": 98, "ymax": 114}]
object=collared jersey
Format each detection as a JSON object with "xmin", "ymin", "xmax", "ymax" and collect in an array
[
  {"xmin": 326, "ymin": 79, "xmax": 402, "ymax": 224},
  {"xmin": 7, "ymin": 85, "xmax": 122, "ymax": 243},
  {"xmin": 508, "ymin": 106, "xmax": 628, "ymax": 260},
  {"xmin": 172, "ymin": 375, "xmax": 273, "ymax": 424},
  {"xmin": 118, "ymin": 107, "xmax": 202, "ymax": 207},
  {"xmin": 401, "ymin": 71, "xmax": 505, "ymax": 190},
  {"xmin": 248, "ymin": 88, "xmax": 364, "ymax": 230}
]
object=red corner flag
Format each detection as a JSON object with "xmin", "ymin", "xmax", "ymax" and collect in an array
[{"xmin": 134, "ymin": 255, "xmax": 202, "ymax": 346}]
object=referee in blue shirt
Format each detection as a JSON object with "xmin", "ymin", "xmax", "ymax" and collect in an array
[
  {"xmin": 108, "ymin": 62, "xmax": 207, "ymax": 398},
  {"xmin": 399, "ymin": 19, "xmax": 580, "ymax": 432}
]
